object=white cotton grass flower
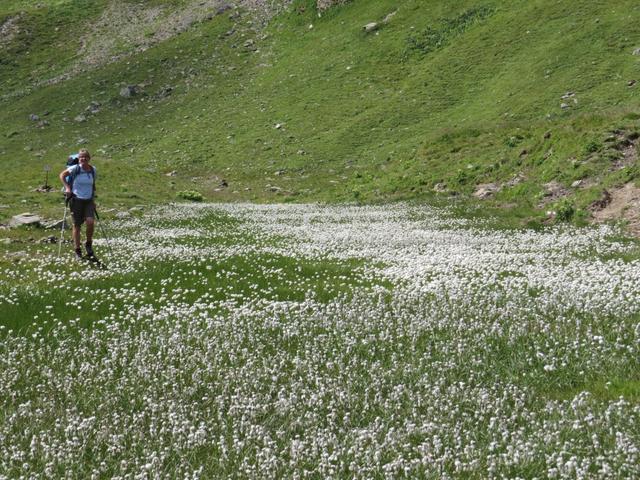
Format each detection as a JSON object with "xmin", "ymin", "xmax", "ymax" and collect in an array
[{"xmin": 0, "ymin": 202, "xmax": 639, "ymax": 478}]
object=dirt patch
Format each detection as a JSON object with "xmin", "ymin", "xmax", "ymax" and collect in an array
[
  {"xmin": 0, "ymin": 14, "xmax": 23, "ymax": 48},
  {"xmin": 591, "ymin": 183, "xmax": 640, "ymax": 236},
  {"xmin": 537, "ymin": 180, "xmax": 569, "ymax": 207},
  {"xmin": 611, "ymin": 131, "xmax": 638, "ymax": 170}
]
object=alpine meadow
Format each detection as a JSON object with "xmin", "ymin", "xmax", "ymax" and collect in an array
[{"xmin": 1, "ymin": 1, "xmax": 640, "ymax": 478}]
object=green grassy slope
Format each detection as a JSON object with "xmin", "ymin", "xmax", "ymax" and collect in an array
[{"xmin": 1, "ymin": 0, "xmax": 639, "ymax": 225}]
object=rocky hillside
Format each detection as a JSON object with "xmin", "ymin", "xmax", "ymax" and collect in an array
[{"xmin": 1, "ymin": 0, "xmax": 639, "ymax": 233}]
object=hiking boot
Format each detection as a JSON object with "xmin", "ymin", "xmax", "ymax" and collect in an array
[
  {"xmin": 75, "ymin": 248, "xmax": 83, "ymax": 260},
  {"xmin": 85, "ymin": 242, "xmax": 94, "ymax": 258}
]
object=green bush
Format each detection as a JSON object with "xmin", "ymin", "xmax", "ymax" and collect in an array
[
  {"xmin": 555, "ymin": 199, "xmax": 575, "ymax": 222},
  {"xmin": 177, "ymin": 190, "xmax": 204, "ymax": 202},
  {"xmin": 584, "ymin": 140, "xmax": 601, "ymax": 154}
]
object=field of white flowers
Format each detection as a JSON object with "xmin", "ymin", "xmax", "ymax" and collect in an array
[{"xmin": 1, "ymin": 202, "xmax": 639, "ymax": 479}]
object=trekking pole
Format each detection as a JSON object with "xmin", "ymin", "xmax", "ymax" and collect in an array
[
  {"xmin": 57, "ymin": 201, "xmax": 68, "ymax": 258},
  {"xmin": 94, "ymin": 209, "xmax": 113, "ymax": 260}
]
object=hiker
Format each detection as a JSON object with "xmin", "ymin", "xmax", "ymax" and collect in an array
[{"xmin": 59, "ymin": 148, "xmax": 97, "ymax": 260}]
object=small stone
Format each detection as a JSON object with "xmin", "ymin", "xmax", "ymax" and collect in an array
[
  {"xmin": 74, "ymin": 115, "xmax": 87, "ymax": 123},
  {"xmin": 544, "ymin": 131, "xmax": 552, "ymax": 139},
  {"xmin": 43, "ymin": 219, "xmax": 67, "ymax": 230},
  {"xmin": 165, "ymin": 170, "xmax": 177, "ymax": 177},
  {"xmin": 29, "ymin": 114, "xmax": 40, "ymax": 122},
  {"xmin": 629, "ymin": 80, "xmax": 637, "ymax": 87},
  {"xmin": 633, "ymin": 47, "xmax": 640, "ymax": 56},
  {"xmin": 120, "ymin": 85, "xmax": 138, "ymax": 98},
  {"xmin": 38, "ymin": 236, "xmax": 57, "ymax": 244},
  {"xmin": 274, "ymin": 123, "xmax": 282, "ymax": 129},
  {"xmin": 383, "ymin": 11, "xmax": 397, "ymax": 24},
  {"xmin": 571, "ymin": 180, "xmax": 583, "ymax": 188},
  {"xmin": 433, "ymin": 182, "xmax": 448, "ymax": 193},
  {"xmin": 560, "ymin": 103, "xmax": 569, "ymax": 109},
  {"xmin": 363, "ymin": 22, "xmax": 378, "ymax": 33}
]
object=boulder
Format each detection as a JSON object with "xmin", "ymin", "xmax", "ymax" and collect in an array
[
  {"xmin": 9, "ymin": 213, "xmax": 42, "ymax": 228},
  {"xmin": 473, "ymin": 183, "xmax": 500, "ymax": 199}
]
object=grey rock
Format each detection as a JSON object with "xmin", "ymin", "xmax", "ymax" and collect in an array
[
  {"xmin": 29, "ymin": 114, "xmax": 40, "ymax": 122},
  {"xmin": 39, "ymin": 236, "xmax": 58, "ymax": 244},
  {"xmin": 115, "ymin": 211, "xmax": 131, "ymax": 219},
  {"xmin": 165, "ymin": 170, "xmax": 177, "ymax": 177},
  {"xmin": 9, "ymin": 213, "xmax": 42, "ymax": 228},
  {"xmin": 473, "ymin": 183, "xmax": 500, "ymax": 199},
  {"xmin": 506, "ymin": 174, "xmax": 525, "ymax": 187},
  {"xmin": 120, "ymin": 85, "xmax": 139, "ymax": 98},
  {"xmin": 633, "ymin": 47, "xmax": 640, "ymax": 56},
  {"xmin": 74, "ymin": 114, "xmax": 87, "ymax": 123},
  {"xmin": 363, "ymin": 22, "xmax": 378, "ymax": 33},
  {"xmin": 86, "ymin": 101, "xmax": 101, "ymax": 114},
  {"xmin": 383, "ymin": 11, "xmax": 397, "ymax": 24},
  {"xmin": 433, "ymin": 182, "xmax": 448, "ymax": 193},
  {"xmin": 43, "ymin": 219, "xmax": 68, "ymax": 230},
  {"xmin": 155, "ymin": 86, "xmax": 173, "ymax": 99},
  {"xmin": 560, "ymin": 103, "xmax": 569, "ymax": 109}
]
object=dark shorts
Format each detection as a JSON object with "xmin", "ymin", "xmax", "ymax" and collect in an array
[{"xmin": 70, "ymin": 198, "xmax": 95, "ymax": 226}]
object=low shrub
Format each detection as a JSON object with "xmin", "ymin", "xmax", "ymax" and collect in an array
[{"xmin": 177, "ymin": 190, "xmax": 204, "ymax": 202}]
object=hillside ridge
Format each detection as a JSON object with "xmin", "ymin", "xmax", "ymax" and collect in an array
[{"xmin": 0, "ymin": 0, "xmax": 639, "ymax": 234}]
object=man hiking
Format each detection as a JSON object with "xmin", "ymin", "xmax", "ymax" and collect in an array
[{"xmin": 59, "ymin": 148, "xmax": 98, "ymax": 260}]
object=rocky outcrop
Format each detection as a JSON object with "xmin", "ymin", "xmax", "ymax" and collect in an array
[{"xmin": 317, "ymin": 0, "xmax": 350, "ymax": 11}]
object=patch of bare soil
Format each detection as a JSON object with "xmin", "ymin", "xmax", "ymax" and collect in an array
[
  {"xmin": 0, "ymin": 14, "xmax": 22, "ymax": 48},
  {"xmin": 611, "ymin": 131, "xmax": 638, "ymax": 170},
  {"xmin": 591, "ymin": 183, "xmax": 640, "ymax": 236},
  {"xmin": 537, "ymin": 180, "xmax": 569, "ymax": 207}
]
